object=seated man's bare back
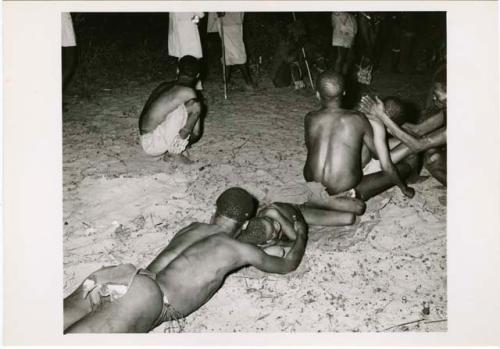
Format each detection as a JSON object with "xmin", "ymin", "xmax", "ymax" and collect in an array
[{"xmin": 302, "ymin": 71, "xmax": 414, "ymax": 217}]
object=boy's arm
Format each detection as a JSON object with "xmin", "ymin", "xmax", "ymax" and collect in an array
[
  {"xmin": 405, "ymin": 110, "xmax": 445, "ymax": 136},
  {"xmin": 188, "ymin": 118, "xmax": 202, "ymax": 144},
  {"xmin": 363, "ymin": 118, "xmax": 415, "ymax": 198},
  {"xmin": 360, "ymin": 96, "xmax": 425, "ymax": 152},
  {"xmin": 241, "ymin": 217, "xmax": 307, "ymax": 274}
]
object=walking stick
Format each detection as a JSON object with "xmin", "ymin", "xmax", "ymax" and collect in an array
[
  {"xmin": 292, "ymin": 12, "xmax": 315, "ymax": 90},
  {"xmin": 219, "ymin": 16, "xmax": 228, "ymax": 99}
]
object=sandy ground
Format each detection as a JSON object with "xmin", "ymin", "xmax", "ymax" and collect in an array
[{"xmin": 63, "ymin": 70, "xmax": 446, "ymax": 333}]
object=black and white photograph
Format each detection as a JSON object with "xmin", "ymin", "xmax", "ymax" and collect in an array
[
  {"xmin": 61, "ymin": 10, "xmax": 447, "ymax": 333},
  {"xmin": 3, "ymin": 0, "xmax": 500, "ymax": 346}
]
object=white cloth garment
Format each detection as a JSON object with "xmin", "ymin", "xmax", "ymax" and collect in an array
[
  {"xmin": 208, "ymin": 12, "xmax": 247, "ymax": 65},
  {"xmin": 168, "ymin": 12, "xmax": 204, "ymax": 59},
  {"xmin": 61, "ymin": 12, "xmax": 76, "ymax": 47},
  {"xmin": 331, "ymin": 12, "xmax": 358, "ymax": 48},
  {"xmin": 140, "ymin": 104, "xmax": 190, "ymax": 156}
]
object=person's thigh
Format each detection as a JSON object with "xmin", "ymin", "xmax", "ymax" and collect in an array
[{"xmin": 65, "ymin": 274, "xmax": 163, "ymax": 333}]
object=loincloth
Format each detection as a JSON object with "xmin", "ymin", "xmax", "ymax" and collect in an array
[
  {"xmin": 140, "ymin": 104, "xmax": 190, "ymax": 156},
  {"xmin": 81, "ymin": 264, "xmax": 184, "ymax": 330},
  {"xmin": 272, "ymin": 181, "xmax": 356, "ymax": 206}
]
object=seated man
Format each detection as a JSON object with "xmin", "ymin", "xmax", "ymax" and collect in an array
[
  {"xmin": 63, "ymin": 188, "xmax": 307, "ymax": 333},
  {"xmin": 299, "ymin": 71, "xmax": 415, "ymax": 224},
  {"xmin": 138, "ymin": 55, "xmax": 204, "ymax": 164},
  {"xmin": 359, "ymin": 69, "xmax": 447, "ymax": 185}
]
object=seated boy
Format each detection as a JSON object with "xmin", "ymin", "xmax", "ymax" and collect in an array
[
  {"xmin": 63, "ymin": 188, "xmax": 307, "ymax": 333},
  {"xmin": 138, "ymin": 55, "xmax": 204, "ymax": 164},
  {"xmin": 359, "ymin": 69, "xmax": 447, "ymax": 185},
  {"xmin": 298, "ymin": 71, "xmax": 416, "ymax": 224}
]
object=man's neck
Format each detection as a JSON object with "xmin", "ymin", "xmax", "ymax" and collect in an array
[
  {"xmin": 321, "ymin": 97, "xmax": 342, "ymax": 109},
  {"xmin": 177, "ymin": 76, "xmax": 195, "ymax": 86},
  {"xmin": 212, "ymin": 215, "xmax": 240, "ymax": 236}
]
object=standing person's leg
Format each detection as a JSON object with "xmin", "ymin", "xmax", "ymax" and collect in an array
[
  {"xmin": 62, "ymin": 46, "xmax": 77, "ymax": 91},
  {"xmin": 239, "ymin": 63, "xmax": 257, "ymax": 88},
  {"xmin": 334, "ymin": 47, "xmax": 348, "ymax": 73},
  {"xmin": 65, "ymin": 274, "xmax": 163, "ymax": 333}
]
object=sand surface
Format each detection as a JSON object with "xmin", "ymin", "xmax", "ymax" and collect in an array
[{"xmin": 63, "ymin": 71, "xmax": 446, "ymax": 332}]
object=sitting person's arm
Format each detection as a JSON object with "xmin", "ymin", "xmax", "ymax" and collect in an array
[
  {"xmin": 179, "ymin": 98, "xmax": 202, "ymax": 140},
  {"xmin": 363, "ymin": 116, "xmax": 415, "ymax": 198},
  {"xmin": 239, "ymin": 215, "xmax": 307, "ymax": 274},
  {"xmin": 360, "ymin": 96, "xmax": 443, "ymax": 152},
  {"xmin": 404, "ymin": 110, "xmax": 445, "ymax": 136}
]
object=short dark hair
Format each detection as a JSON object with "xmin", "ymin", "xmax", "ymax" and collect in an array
[
  {"xmin": 237, "ymin": 218, "xmax": 268, "ymax": 245},
  {"xmin": 178, "ymin": 55, "xmax": 200, "ymax": 79},
  {"xmin": 383, "ymin": 96, "xmax": 406, "ymax": 125},
  {"xmin": 317, "ymin": 70, "xmax": 344, "ymax": 99},
  {"xmin": 215, "ymin": 187, "xmax": 257, "ymax": 222}
]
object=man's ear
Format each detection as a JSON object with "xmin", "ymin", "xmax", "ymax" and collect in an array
[
  {"xmin": 241, "ymin": 220, "xmax": 250, "ymax": 230},
  {"xmin": 343, "ymin": 90, "xmax": 346, "ymax": 96},
  {"xmin": 176, "ymin": 68, "xmax": 180, "ymax": 75},
  {"xmin": 315, "ymin": 91, "xmax": 320, "ymax": 100}
]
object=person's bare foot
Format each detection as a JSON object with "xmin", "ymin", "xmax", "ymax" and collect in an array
[{"xmin": 163, "ymin": 152, "xmax": 195, "ymax": 165}]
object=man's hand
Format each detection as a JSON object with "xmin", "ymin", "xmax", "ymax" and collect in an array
[
  {"xmin": 401, "ymin": 186, "xmax": 415, "ymax": 198},
  {"xmin": 292, "ymin": 215, "xmax": 307, "ymax": 239},
  {"xmin": 359, "ymin": 95, "xmax": 387, "ymax": 120}
]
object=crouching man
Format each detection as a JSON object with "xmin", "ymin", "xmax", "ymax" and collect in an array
[{"xmin": 139, "ymin": 55, "xmax": 204, "ymax": 164}]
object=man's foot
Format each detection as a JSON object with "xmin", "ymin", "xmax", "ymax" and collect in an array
[{"xmin": 163, "ymin": 152, "xmax": 194, "ymax": 165}]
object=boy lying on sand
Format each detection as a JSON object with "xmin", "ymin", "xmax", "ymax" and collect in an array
[
  {"xmin": 359, "ymin": 68, "xmax": 447, "ymax": 186},
  {"xmin": 294, "ymin": 71, "xmax": 418, "ymax": 226},
  {"xmin": 63, "ymin": 188, "xmax": 307, "ymax": 333},
  {"xmin": 139, "ymin": 55, "xmax": 204, "ymax": 164}
]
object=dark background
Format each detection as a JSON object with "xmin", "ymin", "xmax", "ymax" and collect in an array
[{"xmin": 67, "ymin": 12, "xmax": 446, "ymax": 96}]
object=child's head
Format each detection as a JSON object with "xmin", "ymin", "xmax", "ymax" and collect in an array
[
  {"xmin": 316, "ymin": 70, "xmax": 345, "ymax": 101},
  {"xmin": 214, "ymin": 187, "xmax": 257, "ymax": 224},
  {"xmin": 177, "ymin": 55, "xmax": 201, "ymax": 82},
  {"xmin": 237, "ymin": 217, "xmax": 278, "ymax": 246},
  {"xmin": 382, "ymin": 96, "xmax": 406, "ymax": 125}
]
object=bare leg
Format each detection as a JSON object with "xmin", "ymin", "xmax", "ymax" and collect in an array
[
  {"xmin": 308, "ymin": 195, "xmax": 367, "ymax": 216},
  {"xmin": 424, "ymin": 147, "xmax": 447, "ymax": 186},
  {"xmin": 300, "ymin": 205, "xmax": 356, "ymax": 227},
  {"xmin": 64, "ymin": 263, "xmax": 138, "ymax": 330},
  {"xmin": 64, "ymin": 285, "xmax": 92, "ymax": 331},
  {"xmin": 355, "ymin": 156, "xmax": 419, "ymax": 201},
  {"xmin": 65, "ymin": 275, "xmax": 163, "ymax": 333}
]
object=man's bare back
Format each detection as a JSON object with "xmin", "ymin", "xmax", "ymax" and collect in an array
[
  {"xmin": 304, "ymin": 106, "xmax": 372, "ymax": 194},
  {"xmin": 303, "ymin": 71, "xmax": 413, "ymax": 208}
]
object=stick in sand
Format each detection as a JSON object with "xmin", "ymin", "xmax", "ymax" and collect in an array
[
  {"xmin": 292, "ymin": 12, "xmax": 315, "ymax": 90},
  {"xmin": 220, "ymin": 15, "xmax": 228, "ymax": 100}
]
